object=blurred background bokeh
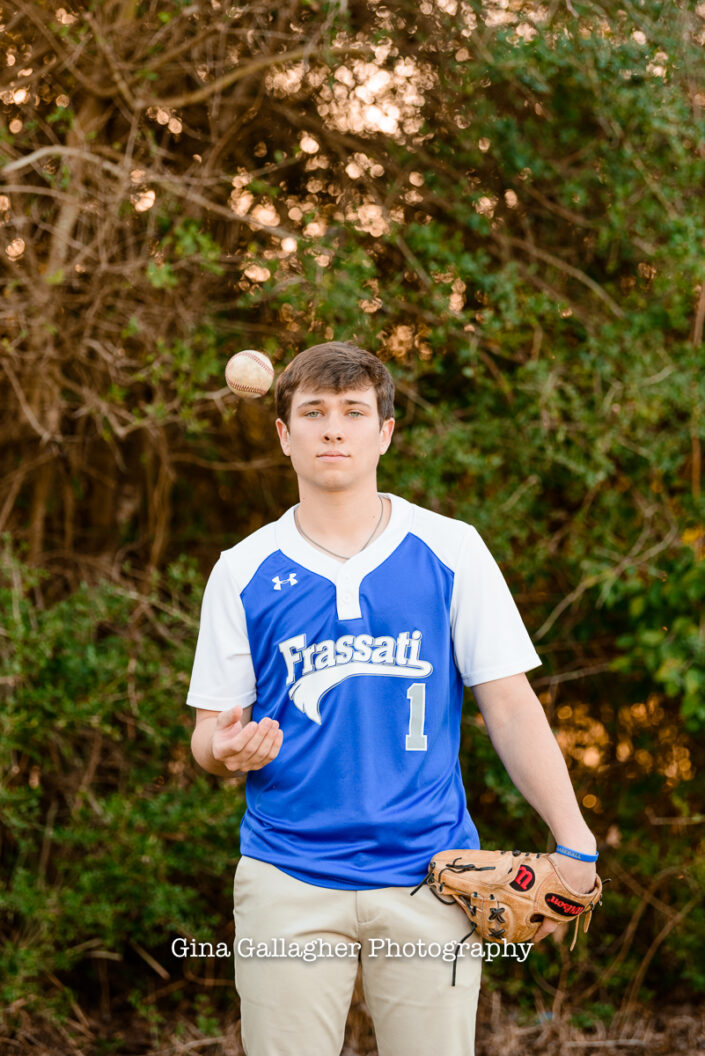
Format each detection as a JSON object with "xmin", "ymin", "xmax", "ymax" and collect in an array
[{"xmin": 2, "ymin": 1, "xmax": 704, "ymax": 1052}]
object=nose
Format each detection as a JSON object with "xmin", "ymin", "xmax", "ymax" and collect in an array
[{"xmin": 322, "ymin": 412, "xmax": 345, "ymax": 442}]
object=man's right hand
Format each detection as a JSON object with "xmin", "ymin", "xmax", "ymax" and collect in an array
[{"xmin": 211, "ymin": 705, "xmax": 283, "ymax": 772}]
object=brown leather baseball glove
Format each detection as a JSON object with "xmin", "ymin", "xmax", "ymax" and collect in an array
[{"xmin": 420, "ymin": 849, "xmax": 603, "ymax": 950}]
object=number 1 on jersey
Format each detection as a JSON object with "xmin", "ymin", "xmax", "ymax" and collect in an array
[{"xmin": 405, "ymin": 683, "xmax": 428, "ymax": 751}]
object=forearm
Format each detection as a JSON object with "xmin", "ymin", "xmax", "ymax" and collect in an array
[{"xmin": 473, "ymin": 674, "xmax": 596, "ymax": 853}]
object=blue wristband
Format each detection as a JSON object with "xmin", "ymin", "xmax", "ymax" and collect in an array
[
  {"xmin": 555, "ymin": 844, "xmax": 598, "ymax": 862},
  {"xmin": 555, "ymin": 844, "xmax": 598, "ymax": 863}
]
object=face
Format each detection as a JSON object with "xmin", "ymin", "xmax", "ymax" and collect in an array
[{"xmin": 276, "ymin": 386, "xmax": 395, "ymax": 495}]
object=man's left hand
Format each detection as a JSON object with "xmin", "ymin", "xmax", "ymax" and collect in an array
[{"xmin": 532, "ymin": 853, "xmax": 597, "ymax": 943}]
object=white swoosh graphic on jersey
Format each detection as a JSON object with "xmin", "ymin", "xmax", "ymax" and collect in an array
[{"xmin": 289, "ymin": 660, "xmax": 433, "ymax": 724}]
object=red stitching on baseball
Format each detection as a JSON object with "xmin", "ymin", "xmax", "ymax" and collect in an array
[
  {"xmin": 237, "ymin": 351, "xmax": 274, "ymax": 375},
  {"xmin": 228, "ymin": 383, "xmax": 268, "ymax": 394}
]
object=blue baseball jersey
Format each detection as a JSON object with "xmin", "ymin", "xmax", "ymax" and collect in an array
[{"xmin": 187, "ymin": 494, "xmax": 541, "ymax": 889}]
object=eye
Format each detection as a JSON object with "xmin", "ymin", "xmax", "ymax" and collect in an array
[
  {"xmin": 304, "ymin": 410, "xmax": 321, "ymax": 417},
  {"xmin": 347, "ymin": 410, "xmax": 363, "ymax": 417}
]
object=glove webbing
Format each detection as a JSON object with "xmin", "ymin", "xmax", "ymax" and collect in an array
[{"xmin": 410, "ymin": 867, "xmax": 455, "ymax": 903}]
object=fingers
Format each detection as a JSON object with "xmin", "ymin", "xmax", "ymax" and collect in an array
[
  {"xmin": 213, "ymin": 715, "xmax": 283, "ymax": 772},
  {"xmin": 532, "ymin": 919, "xmax": 558, "ymax": 944},
  {"xmin": 230, "ymin": 717, "xmax": 283, "ymax": 772},
  {"xmin": 216, "ymin": 704, "xmax": 244, "ymax": 729}
]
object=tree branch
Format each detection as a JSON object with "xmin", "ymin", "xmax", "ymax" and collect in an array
[
  {"xmin": 141, "ymin": 43, "xmax": 373, "ymax": 110},
  {"xmin": 495, "ymin": 233, "xmax": 625, "ymax": 319}
]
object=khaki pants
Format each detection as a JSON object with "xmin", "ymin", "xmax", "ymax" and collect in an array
[{"xmin": 233, "ymin": 856, "xmax": 482, "ymax": 1056}]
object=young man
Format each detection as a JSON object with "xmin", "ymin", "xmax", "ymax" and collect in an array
[{"xmin": 187, "ymin": 342, "xmax": 597, "ymax": 1056}]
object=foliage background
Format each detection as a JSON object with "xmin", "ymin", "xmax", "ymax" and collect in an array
[{"xmin": 2, "ymin": 0, "xmax": 705, "ymax": 1052}]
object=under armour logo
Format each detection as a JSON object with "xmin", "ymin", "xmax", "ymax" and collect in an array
[{"xmin": 273, "ymin": 573, "xmax": 298, "ymax": 591}]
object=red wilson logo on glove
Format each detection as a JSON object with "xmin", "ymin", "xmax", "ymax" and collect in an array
[{"xmin": 544, "ymin": 893, "xmax": 584, "ymax": 916}]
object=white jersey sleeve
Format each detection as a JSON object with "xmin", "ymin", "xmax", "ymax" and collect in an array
[
  {"xmin": 450, "ymin": 525, "xmax": 541, "ymax": 686},
  {"xmin": 186, "ymin": 555, "xmax": 257, "ymax": 711}
]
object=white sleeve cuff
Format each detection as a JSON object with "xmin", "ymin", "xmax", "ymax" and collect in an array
[
  {"xmin": 185, "ymin": 688, "xmax": 258, "ymax": 711},
  {"xmin": 463, "ymin": 654, "xmax": 542, "ymax": 688}
]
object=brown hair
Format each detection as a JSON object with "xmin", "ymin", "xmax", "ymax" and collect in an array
[{"xmin": 275, "ymin": 341, "xmax": 395, "ymax": 426}]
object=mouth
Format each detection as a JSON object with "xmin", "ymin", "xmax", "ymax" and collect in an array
[{"xmin": 317, "ymin": 453, "xmax": 349, "ymax": 461}]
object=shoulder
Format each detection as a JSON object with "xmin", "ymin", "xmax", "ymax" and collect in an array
[
  {"xmin": 217, "ymin": 517, "xmax": 283, "ymax": 593},
  {"xmin": 399, "ymin": 498, "xmax": 478, "ymax": 572}
]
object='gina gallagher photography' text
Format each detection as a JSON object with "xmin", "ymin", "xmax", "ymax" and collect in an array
[{"xmin": 171, "ymin": 937, "xmax": 533, "ymax": 964}]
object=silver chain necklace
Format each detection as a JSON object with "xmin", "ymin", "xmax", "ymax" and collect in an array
[{"xmin": 294, "ymin": 495, "xmax": 385, "ymax": 560}]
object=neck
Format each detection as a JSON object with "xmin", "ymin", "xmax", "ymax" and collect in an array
[{"xmin": 295, "ymin": 485, "xmax": 389, "ymax": 559}]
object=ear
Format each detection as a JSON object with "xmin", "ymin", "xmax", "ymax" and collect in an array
[
  {"xmin": 276, "ymin": 418, "xmax": 291, "ymax": 456},
  {"xmin": 379, "ymin": 417, "xmax": 395, "ymax": 455}
]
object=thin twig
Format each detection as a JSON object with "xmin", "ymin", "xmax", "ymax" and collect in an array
[
  {"xmin": 146, "ymin": 1038, "xmax": 227, "ymax": 1056},
  {"xmin": 564, "ymin": 1042, "xmax": 648, "ymax": 1049},
  {"xmin": 532, "ymin": 662, "xmax": 612, "ymax": 687},
  {"xmin": 534, "ymin": 523, "xmax": 680, "ymax": 640},
  {"xmin": 620, "ymin": 892, "xmax": 703, "ymax": 1016},
  {"xmin": 0, "ymin": 361, "xmax": 61, "ymax": 443}
]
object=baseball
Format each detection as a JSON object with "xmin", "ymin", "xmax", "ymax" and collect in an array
[{"xmin": 225, "ymin": 349, "xmax": 274, "ymax": 398}]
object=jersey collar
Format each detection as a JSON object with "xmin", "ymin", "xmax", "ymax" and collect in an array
[{"xmin": 275, "ymin": 494, "xmax": 413, "ymax": 618}]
